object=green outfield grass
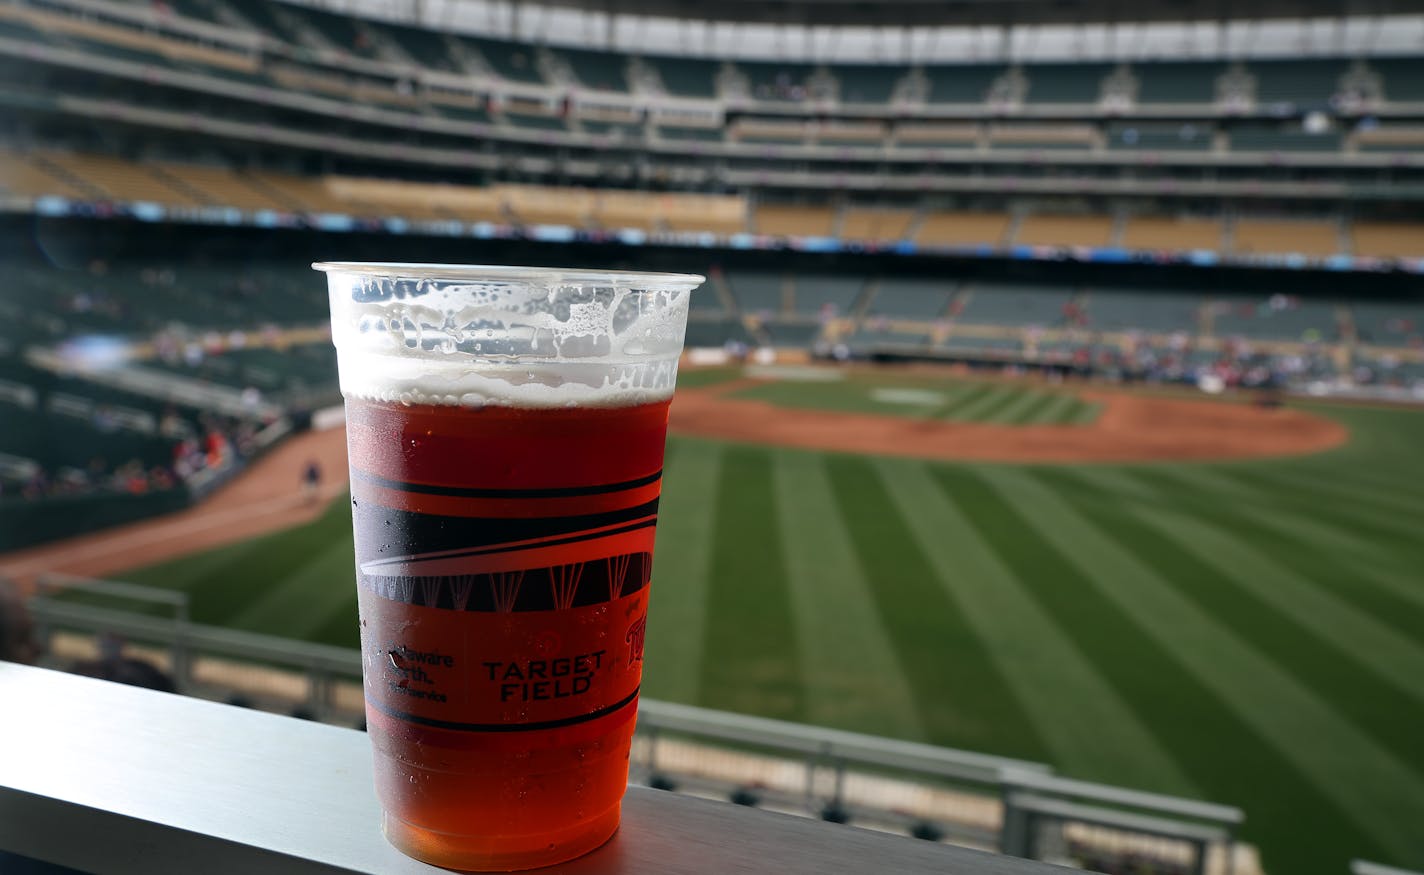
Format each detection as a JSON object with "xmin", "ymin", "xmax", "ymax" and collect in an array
[
  {"xmin": 728, "ymin": 370, "xmax": 1101, "ymax": 425},
  {"xmin": 109, "ymin": 399, "xmax": 1424, "ymax": 874}
]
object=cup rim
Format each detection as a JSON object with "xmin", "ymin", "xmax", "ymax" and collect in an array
[{"xmin": 312, "ymin": 262, "xmax": 705, "ymax": 286}]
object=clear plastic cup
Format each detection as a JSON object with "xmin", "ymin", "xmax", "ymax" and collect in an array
[{"xmin": 317, "ymin": 263, "xmax": 703, "ymax": 870}]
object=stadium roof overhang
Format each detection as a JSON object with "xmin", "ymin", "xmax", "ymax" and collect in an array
[{"xmin": 499, "ymin": 0, "xmax": 1424, "ymax": 26}]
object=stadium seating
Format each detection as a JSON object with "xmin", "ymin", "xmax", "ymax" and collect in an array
[
  {"xmin": 643, "ymin": 56, "xmax": 718, "ymax": 97},
  {"xmin": 470, "ymin": 35, "xmax": 543, "ymax": 84},
  {"xmin": 987, "ymin": 124, "xmax": 1098, "ymax": 150},
  {"xmin": 1015, "ymin": 215, "xmax": 1115, "ymax": 249},
  {"xmin": 838, "ymin": 209, "xmax": 915, "ymax": 243},
  {"xmin": 741, "ymin": 62, "xmax": 819, "ymax": 101},
  {"xmin": 660, "ymin": 194, "xmax": 748, "ymax": 235},
  {"xmin": 561, "ymin": 47, "xmax": 629, "ymax": 92},
  {"xmin": 792, "ymin": 276, "xmax": 866, "ymax": 317},
  {"xmin": 914, "ymin": 213, "xmax": 1010, "ymax": 247},
  {"xmin": 814, "ymin": 121, "xmax": 888, "ymax": 146},
  {"xmin": 727, "ymin": 272, "xmax": 787, "ymax": 315},
  {"xmin": 1350, "ymin": 301, "xmax": 1424, "ymax": 344},
  {"xmin": 323, "ymin": 176, "xmax": 482, "ymax": 222},
  {"xmin": 1373, "ymin": 57, "xmax": 1424, "ymax": 102},
  {"xmin": 852, "ymin": 325, "xmax": 936, "ymax": 349},
  {"xmin": 3, "ymin": 145, "xmax": 1413, "ymax": 267},
  {"xmin": 940, "ymin": 333, "xmax": 1021, "ymax": 354},
  {"xmin": 835, "ymin": 65, "xmax": 906, "ymax": 105},
  {"xmin": 1211, "ymin": 298, "xmax": 1340, "ymax": 341},
  {"xmin": 1083, "ymin": 289, "xmax": 1203, "ymax": 335},
  {"xmin": 1134, "ymin": 62, "xmax": 1223, "ymax": 104},
  {"xmin": 1251, "ymin": 59, "xmax": 1346, "ymax": 106},
  {"xmin": 684, "ymin": 318, "xmax": 752, "ymax": 348},
  {"xmin": 0, "ymin": 151, "xmax": 93, "ymax": 200},
  {"xmin": 1106, "ymin": 123, "xmax": 1214, "ymax": 151},
  {"xmin": 733, "ymin": 118, "xmax": 809, "ymax": 144},
  {"xmin": 759, "ymin": 322, "xmax": 825, "ymax": 347},
  {"xmin": 380, "ymin": 21, "xmax": 462, "ymax": 72},
  {"xmin": 593, "ymin": 190, "xmax": 661, "ymax": 232},
  {"xmin": 1351, "ymin": 222, "xmax": 1424, "ymax": 259},
  {"xmin": 1355, "ymin": 126, "xmax": 1424, "ymax": 152},
  {"xmin": 754, "ymin": 205, "xmax": 836, "ymax": 238},
  {"xmin": 1230, "ymin": 124, "xmax": 1341, "ymax": 153},
  {"xmin": 499, "ymin": 185, "xmax": 592, "ymax": 227},
  {"xmin": 868, "ymin": 278, "xmax": 955, "ymax": 320},
  {"xmin": 923, "ymin": 65, "xmax": 1004, "ymax": 104},
  {"xmin": 956, "ymin": 284, "xmax": 1075, "ymax": 327},
  {"xmin": 39, "ymin": 153, "xmax": 202, "ymax": 206},
  {"xmin": 1023, "ymin": 64, "xmax": 1112, "ymax": 103},
  {"xmin": 1121, "ymin": 217, "xmax": 1224, "ymax": 252},
  {"xmin": 240, "ymin": 170, "xmax": 350, "ymax": 213},
  {"xmin": 893, "ymin": 123, "xmax": 979, "ymax": 147},
  {"xmin": 150, "ymin": 163, "xmax": 289, "ymax": 212},
  {"xmin": 1232, "ymin": 219, "xmax": 1341, "ymax": 257}
]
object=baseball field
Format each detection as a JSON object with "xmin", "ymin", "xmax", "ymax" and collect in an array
[{"xmin": 82, "ymin": 369, "xmax": 1424, "ymax": 874}]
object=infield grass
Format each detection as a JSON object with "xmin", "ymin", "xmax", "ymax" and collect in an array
[
  {"xmin": 111, "ymin": 400, "xmax": 1424, "ymax": 874},
  {"xmin": 727, "ymin": 369, "xmax": 1101, "ymax": 425}
]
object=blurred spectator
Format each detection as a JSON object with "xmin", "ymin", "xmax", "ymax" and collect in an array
[
  {"xmin": 70, "ymin": 633, "xmax": 175, "ymax": 693},
  {"xmin": 0, "ymin": 579, "xmax": 38, "ymax": 665}
]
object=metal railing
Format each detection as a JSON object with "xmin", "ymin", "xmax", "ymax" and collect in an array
[{"xmin": 25, "ymin": 577, "xmax": 1245, "ymax": 874}]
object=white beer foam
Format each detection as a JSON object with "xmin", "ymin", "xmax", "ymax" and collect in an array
[
  {"xmin": 324, "ymin": 269, "xmax": 695, "ymax": 409},
  {"xmin": 336, "ymin": 354, "xmax": 680, "ymax": 409}
]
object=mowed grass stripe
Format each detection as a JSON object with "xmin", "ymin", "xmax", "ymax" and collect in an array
[
  {"xmin": 307, "ymin": 592, "xmax": 358, "ymax": 649},
  {"xmin": 906, "ymin": 381, "xmax": 981, "ymax": 420},
  {"xmin": 1229, "ymin": 465, "xmax": 1424, "ymax": 528},
  {"xmin": 979, "ymin": 466, "xmax": 1386, "ymax": 874},
  {"xmin": 1054, "ymin": 464, "xmax": 1161, "ymax": 501},
  {"xmin": 1217, "ymin": 467, "xmax": 1424, "ymax": 549},
  {"xmin": 773, "ymin": 451, "xmax": 926, "ymax": 739},
  {"xmin": 1143, "ymin": 465, "xmax": 1424, "ymax": 610},
  {"xmin": 1011, "ymin": 392, "xmax": 1077, "ymax": 425},
  {"xmin": 643, "ymin": 439, "xmax": 721, "ymax": 704},
  {"xmin": 228, "ymin": 540, "xmax": 357, "ymax": 638},
  {"xmin": 1067, "ymin": 400, "xmax": 1101, "ymax": 425},
  {"xmin": 927, "ymin": 382, "xmax": 998, "ymax": 419},
  {"xmin": 981, "ymin": 390, "xmax": 1049, "ymax": 425},
  {"xmin": 1034, "ymin": 467, "xmax": 1424, "ymax": 865},
  {"xmin": 1132, "ymin": 467, "xmax": 1424, "ymax": 640},
  {"xmin": 1099, "ymin": 491, "xmax": 1424, "ymax": 765},
  {"xmin": 877, "ymin": 459, "xmax": 1194, "ymax": 793},
  {"xmin": 1250, "ymin": 464, "xmax": 1424, "ymax": 517},
  {"xmin": 121, "ymin": 497, "xmax": 354, "ymax": 628},
  {"xmin": 1317, "ymin": 464, "xmax": 1424, "ymax": 500},
  {"xmin": 1126, "ymin": 503, "xmax": 1424, "ymax": 744},
  {"xmin": 698, "ymin": 446, "xmax": 804, "ymax": 720},
  {"xmin": 957, "ymin": 388, "xmax": 1029, "ymax": 422},
  {"xmin": 823, "ymin": 456, "xmax": 1049, "ymax": 760},
  {"xmin": 941, "ymin": 386, "xmax": 1020, "ymax": 422}
]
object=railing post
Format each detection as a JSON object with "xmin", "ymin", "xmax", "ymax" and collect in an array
[
  {"xmin": 802, "ymin": 744, "xmax": 820, "ymax": 814},
  {"xmin": 172, "ymin": 595, "xmax": 192, "ymax": 693},
  {"xmin": 999, "ymin": 786, "xmax": 1030, "ymax": 858},
  {"xmin": 309, "ymin": 663, "xmax": 328, "ymax": 721}
]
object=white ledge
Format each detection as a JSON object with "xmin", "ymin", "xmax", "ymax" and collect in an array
[{"xmin": 0, "ymin": 663, "xmax": 1066, "ymax": 874}]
